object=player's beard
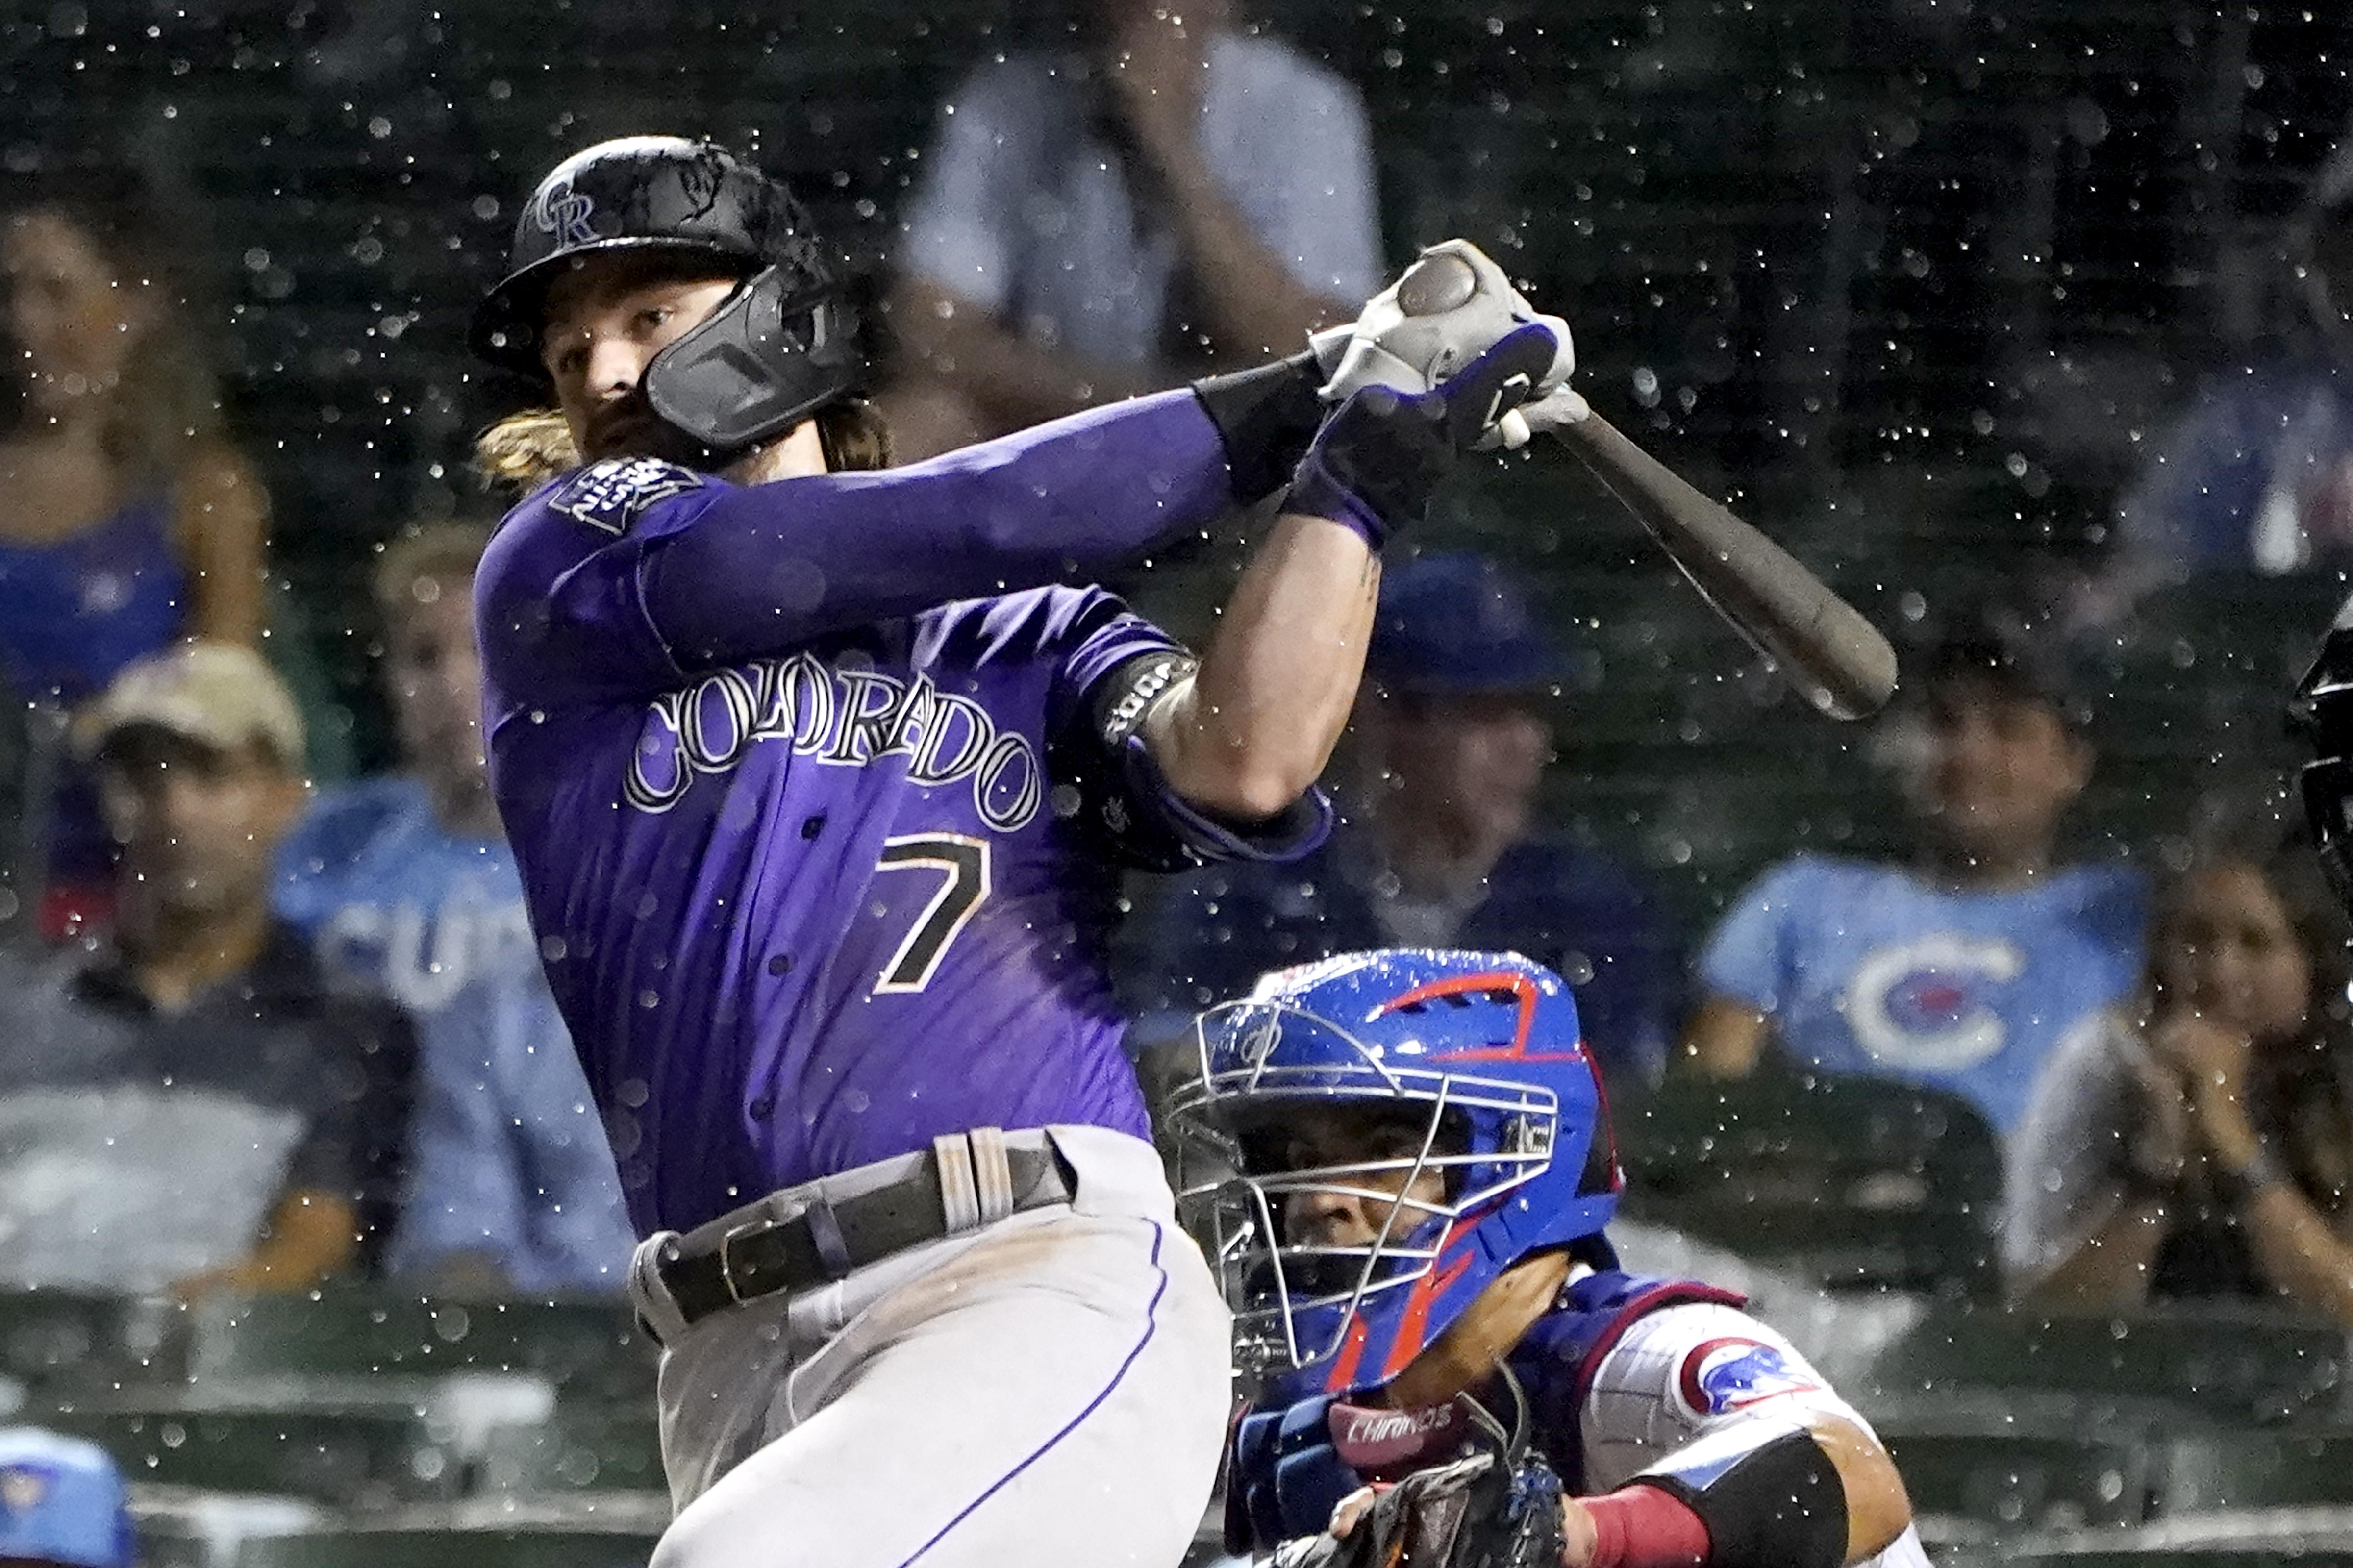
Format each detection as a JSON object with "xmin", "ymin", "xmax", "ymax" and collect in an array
[{"xmin": 584, "ymin": 389, "xmax": 718, "ymax": 471}]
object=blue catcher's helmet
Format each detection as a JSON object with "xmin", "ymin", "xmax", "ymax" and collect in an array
[{"xmin": 1164, "ymin": 948, "xmax": 1621, "ymax": 1401}]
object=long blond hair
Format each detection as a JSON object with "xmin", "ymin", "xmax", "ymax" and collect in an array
[{"xmin": 473, "ymin": 398, "xmax": 892, "ymax": 494}]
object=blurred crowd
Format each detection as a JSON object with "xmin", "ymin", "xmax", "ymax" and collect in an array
[{"xmin": 0, "ymin": 0, "xmax": 2351, "ymax": 1353}]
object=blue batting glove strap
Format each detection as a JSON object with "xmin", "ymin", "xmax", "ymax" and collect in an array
[{"xmin": 1284, "ymin": 323, "xmax": 1559, "ymax": 545}]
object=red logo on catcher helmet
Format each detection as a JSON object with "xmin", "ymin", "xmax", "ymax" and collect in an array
[{"xmin": 1675, "ymin": 1337, "xmax": 1817, "ymax": 1416}]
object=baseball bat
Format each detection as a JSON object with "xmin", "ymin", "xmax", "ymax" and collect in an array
[
  {"xmin": 1548, "ymin": 414, "xmax": 1898, "ymax": 720},
  {"xmin": 1396, "ymin": 256, "xmax": 1900, "ymax": 721}
]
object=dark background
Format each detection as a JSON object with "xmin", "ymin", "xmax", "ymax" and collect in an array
[{"xmin": 5, "ymin": 0, "xmax": 2343, "ymax": 934}]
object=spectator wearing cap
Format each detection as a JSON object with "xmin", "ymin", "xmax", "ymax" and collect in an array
[
  {"xmin": 1124, "ymin": 552, "xmax": 1677, "ymax": 1086},
  {"xmin": 0, "ymin": 642, "xmax": 413, "ymax": 1296},
  {"xmin": 276, "ymin": 521, "xmax": 633, "ymax": 1296},
  {"xmin": 0, "ymin": 1428, "xmax": 132, "ymax": 1568},
  {"xmin": 1681, "ymin": 616, "xmax": 2146, "ymax": 1143}
]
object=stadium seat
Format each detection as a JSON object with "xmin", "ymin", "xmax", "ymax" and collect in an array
[
  {"xmin": 0, "ymin": 1289, "xmax": 179, "ymax": 1389},
  {"xmin": 44, "ymin": 1407, "xmax": 459, "ymax": 1507},
  {"xmin": 1865, "ymin": 1302, "xmax": 2351, "ymax": 1425},
  {"xmin": 230, "ymin": 1528, "xmax": 655, "ymax": 1568},
  {"xmin": 2156, "ymin": 1430, "xmax": 2353, "ymax": 1514},
  {"xmin": 1617, "ymin": 1072, "xmax": 2004, "ymax": 1295},
  {"xmin": 184, "ymin": 1291, "xmax": 648, "ymax": 1401},
  {"xmin": 1864, "ymin": 1389, "xmax": 2190, "ymax": 1532},
  {"xmin": 223, "ymin": 1495, "xmax": 667, "ymax": 1568},
  {"xmin": 479, "ymin": 1408, "xmax": 666, "ymax": 1497}
]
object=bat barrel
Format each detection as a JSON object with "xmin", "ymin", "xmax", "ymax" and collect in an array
[{"xmin": 1551, "ymin": 415, "xmax": 1898, "ymax": 720}]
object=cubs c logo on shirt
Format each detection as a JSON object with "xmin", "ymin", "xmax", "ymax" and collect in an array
[
  {"xmin": 1843, "ymin": 934, "xmax": 2023, "ymax": 1071},
  {"xmin": 1674, "ymin": 1337, "xmax": 1819, "ymax": 1417}
]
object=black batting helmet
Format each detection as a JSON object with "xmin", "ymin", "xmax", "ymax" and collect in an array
[{"xmin": 470, "ymin": 136, "xmax": 861, "ymax": 454}]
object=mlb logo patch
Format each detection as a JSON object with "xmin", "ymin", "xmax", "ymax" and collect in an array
[
  {"xmin": 548, "ymin": 457, "xmax": 705, "ymax": 536},
  {"xmin": 1675, "ymin": 1337, "xmax": 1818, "ymax": 1417}
]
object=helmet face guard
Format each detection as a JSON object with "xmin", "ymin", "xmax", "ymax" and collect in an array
[
  {"xmin": 644, "ymin": 263, "xmax": 863, "ymax": 452},
  {"xmin": 1164, "ymin": 950, "xmax": 1619, "ymax": 1399},
  {"xmin": 1173, "ymin": 997, "xmax": 1559, "ymax": 1373}
]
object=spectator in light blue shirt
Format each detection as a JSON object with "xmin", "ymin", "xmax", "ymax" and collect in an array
[
  {"xmin": 1680, "ymin": 614, "xmax": 2145, "ymax": 1142},
  {"xmin": 276, "ymin": 519, "xmax": 633, "ymax": 1295}
]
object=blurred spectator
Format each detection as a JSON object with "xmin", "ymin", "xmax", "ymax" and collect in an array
[
  {"xmin": 2068, "ymin": 125, "xmax": 2353, "ymax": 631},
  {"xmin": 1680, "ymin": 616, "xmax": 2145, "ymax": 1140},
  {"xmin": 276, "ymin": 520, "xmax": 633, "ymax": 1296},
  {"xmin": 0, "ymin": 166, "xmax": 269, "ymax": 936},
  {"xmin": 882, "ymin": 0, "xmax": 1381, "ymax": 458},
  {"xmin": 0, "ymin": 643, "xmax": 410, "ymax": 1295},
  {"xmin": 1126, "ymin": 553, "xmax": 1676, "ymax": 1085},
  {"xmin": 0, "ymin": 1428, "xmax": 132, "ymax": 1568},
  {"xmin": 2008, "ymin": 821, "xmax": 2353, "ymax": 1322}
]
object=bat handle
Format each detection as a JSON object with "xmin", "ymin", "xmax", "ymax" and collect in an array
[{"xmin": 1548, "ymin": 414, "xmax": 1899, "ymax": 720}]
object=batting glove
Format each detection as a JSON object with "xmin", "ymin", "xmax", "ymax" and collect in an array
[
  {"xmin": 1315, "ymin": 240, "xmax": 1576, "ymax": 418},
  {"xmin": 1287, "ymin": 324, "xmax": 1559, "ymax": 546}
]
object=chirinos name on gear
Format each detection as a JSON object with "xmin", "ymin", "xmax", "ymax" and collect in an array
[{"xmin": 624, "ymin": 650, "xmax": 1043, "ymax": 832}]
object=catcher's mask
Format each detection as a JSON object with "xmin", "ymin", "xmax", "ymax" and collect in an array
[
  {"xmin": 1164, "ymin": 949, "xmax": 1620, "ymax": 1400},
  {"xmin": 470, "ymin": 135, "xmax": 861, "ymax": 460},
  {"xmin": 2293, "ymin": 594, "xmax": 2353, "ymax": 904}
]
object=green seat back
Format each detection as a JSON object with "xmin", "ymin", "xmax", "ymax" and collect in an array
[
  {"xmin": 1618, "ymin": 1073, "xmax": 2003, "ymax": 1295},
  {"xmin": 2159, "ymin": 1430, "xmax": 2353, "ymax": 1513},
  {"xmin": 187, "ymin": 1292, "xmax": 648, "ymax": 1400},
  {"xmin": 232, "ymin": 1528, "xmax": 655, "ymax": 1568},
  {"xmin": 49, "ymin": 1407, "xmax": 456, "ymax": 1505},
  {"xmin": 480, "ymin": 1410, "xmax": 666, "ymax": 1497},
  {"xmin": 1867, "ymin": 1303, "xmax": 2352, "ymax": 1425}
]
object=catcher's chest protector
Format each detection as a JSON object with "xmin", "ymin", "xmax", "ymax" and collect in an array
[{"xmin": 1506, "ymin": 1270, "xmax": 1746, "ymax": 1493}]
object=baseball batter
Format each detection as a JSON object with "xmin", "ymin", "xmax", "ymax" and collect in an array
[{"xmin": 464, "ymin": 136, "xmax": 1571, "ymax": 1568}]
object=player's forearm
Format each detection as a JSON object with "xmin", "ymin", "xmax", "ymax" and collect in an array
[
  {"xmin": 1676, "ymin": 997, "xmax": 1770, "ymax": 1078},
  {"xmin": 2239, "ymin": 1178, "xmax": 2353, "ymax": 1327},
  {"xmin": 1142, "ymin": 513, "xmax": 1376, "ymax": 821},
  {"xmin": 2017, "ymin": 1195, "xmax": 2168, "ymax": 1312},
  {"xmin": 1143, "ymin": 143, "xmax": 1352, "ymax": 363},
  {"xmin": 178, "ymin": 1189, "xmax": 358, "ymax": 1298},
  {"xmin": 176, "ymin": 446, "xmax": 270, "ymax": 648},
  {"xmin": 1804, "ymin": 1413, "xmax": 1910, "ymax": 1563},
  {"xmin": 890, "ymin": 276, "xmax": 1156, "ymax": 430},
  {"xmin": 640, "ymin": 389, "xmax": 1238, "ymax": 669}
]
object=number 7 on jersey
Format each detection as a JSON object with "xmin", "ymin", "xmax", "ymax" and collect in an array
[{"xmin": 873, "ymin": 834, "xmax": 992, "ymax": 993}]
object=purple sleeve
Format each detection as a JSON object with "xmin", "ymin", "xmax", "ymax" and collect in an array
[
  {"xmin": 1053, "ymin": 599, "xmax": 1330, "ymax": 870},
  {"xmin": 638, "ymin": 390, "xmax": 1234, "ymax": 672}
]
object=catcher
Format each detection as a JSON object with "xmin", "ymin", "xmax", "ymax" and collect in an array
[{"xmin": 1167, "ymin": 949, "xmax": 1926, "ymax": 1568}]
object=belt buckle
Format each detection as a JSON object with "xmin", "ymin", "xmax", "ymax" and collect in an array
[{"xmin": 718, "ymin": 1218, "xmax": 772, "ymax": 1305}]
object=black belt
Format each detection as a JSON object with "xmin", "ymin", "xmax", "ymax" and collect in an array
[{"xmin": 654, "ymin": 1130, "xmax": 1075, "ymax": 1330}]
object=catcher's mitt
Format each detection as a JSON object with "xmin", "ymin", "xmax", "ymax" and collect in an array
[{"xmin": 1327, "ymin": 1450, "xmax": 1566, "ymax": 1568}]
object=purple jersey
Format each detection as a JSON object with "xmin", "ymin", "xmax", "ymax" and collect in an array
[{"xmin": 476, "ymin": 392, "xmax": 1328, "ymax": 1235}]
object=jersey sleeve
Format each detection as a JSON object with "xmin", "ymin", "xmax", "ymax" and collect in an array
[
  {"xmin": 1695, "ymin": 858, "xmax": 1814, "ymax": 1014},
  {"xmin": 485, "ymin": 391, "xmax": 1246, "ymax": 700},
  {"xmin": 1578, "ymin": 1301, "xmax": 1871, "ymax": 1496},
  {"xmin": 1048, "ymin": 596, "xmax": 1331, "ymax": 872}
]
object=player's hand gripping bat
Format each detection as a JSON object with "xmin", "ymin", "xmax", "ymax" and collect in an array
[{"xmin": 1394, "ymin": 252, "xmax": 1900, "ymax": 722}]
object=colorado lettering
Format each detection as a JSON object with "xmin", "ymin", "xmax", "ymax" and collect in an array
[{"xmin": 623, "ymin": 651, "xmax": 1043, "ymax": 831}]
